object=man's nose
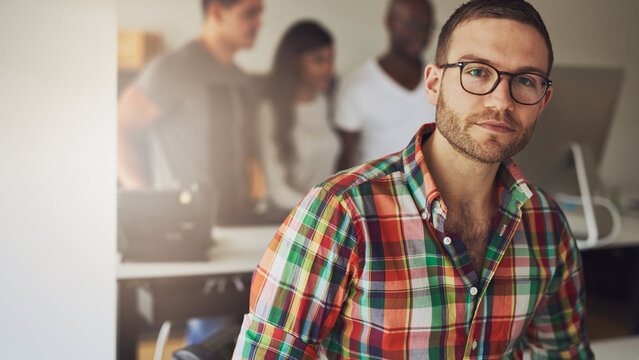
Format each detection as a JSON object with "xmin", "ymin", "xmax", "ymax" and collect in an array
[{"xmin": 484, "ymin": 76, "xmax": 515, "ymax": 111}]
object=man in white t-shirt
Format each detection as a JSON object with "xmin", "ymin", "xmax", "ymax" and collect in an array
[{"xmin": 335, "ymin": 0, "xmax": 436, "ymax": 168}]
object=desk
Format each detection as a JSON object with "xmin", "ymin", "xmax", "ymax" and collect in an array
[
  {"xmin": 611, "ymin": 213, "xmax": 639, "ymax": 247},
  {"xmin": 564, "ymin": 212, "xmax": 639, "ymax": 249},
  {"xmin": 116, "ymin": 225, "xmax": 279, "ymax": 360},
  {"xmin": 588, "ymin": 335, "xmax": 639, "ymax": 358}
]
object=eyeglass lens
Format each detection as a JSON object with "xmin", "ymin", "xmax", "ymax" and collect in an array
[{"xmin": 460, "ymin": 62, "xmax": 548, "ymax": 104}]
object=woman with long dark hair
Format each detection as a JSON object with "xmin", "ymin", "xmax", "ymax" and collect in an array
[{"xmin": 260, "ymin": 20, "xmax": 340, "ymax": 209}]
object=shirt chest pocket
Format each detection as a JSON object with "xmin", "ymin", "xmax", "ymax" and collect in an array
[
  {"xmin": 490, "ymin": 275, "xmax": 545, "ymax": 320},
  {"xmin": 481, "ymin": 274, "xmax": 546, "ymax": 356},
  {"xmin": 350, "ymin": 263, "xmax": 461, "ymax": 332},
  {"xmin": 488, "ymin": 236, "xmax": 551, "ymax": 322}
]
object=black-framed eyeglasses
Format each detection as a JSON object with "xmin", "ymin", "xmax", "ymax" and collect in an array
[{"xmin": 439, "ymin": 61, "xmax": 552, "ymax": 105}]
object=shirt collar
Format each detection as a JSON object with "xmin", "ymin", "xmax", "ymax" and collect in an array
[{"xmin": 402, "ymin": 123, "xmax": 533, "ymax": 230}]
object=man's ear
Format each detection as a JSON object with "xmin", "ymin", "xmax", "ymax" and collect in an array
[
  {"xmin": 537, "ymin": 85, "xmax": 553, "ymax": 114},
  {"xmin": 424, "ymin": 63, "xmax": 442, "ymax": 106},
  {"xmin": 206, "ymin": 2, "xmax": 225, "ymax": 22}
]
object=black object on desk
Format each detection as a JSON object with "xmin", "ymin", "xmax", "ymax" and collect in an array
[{"xmin": 118, "ymin": 185, "xmax": 212, "ymax": 262}]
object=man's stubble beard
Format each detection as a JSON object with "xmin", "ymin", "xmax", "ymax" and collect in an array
[{"xmin": 435, "ymin": 91, "xmax": 537, "ymax": 164}]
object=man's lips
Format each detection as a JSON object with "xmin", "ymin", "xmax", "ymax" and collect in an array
[{"xmin": 476, "ymin": 121, "xmax": 515, "ymax": 134}]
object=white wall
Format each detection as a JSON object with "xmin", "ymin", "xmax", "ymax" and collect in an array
[
  {"xmin": 0, "ymin": 1, "xmax": 116, "ymax": 359},
  {"xmin": 118, "ymin": 0, "xmax": 639, "ymax": 193}
]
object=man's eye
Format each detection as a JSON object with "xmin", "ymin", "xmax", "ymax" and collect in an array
[
  {"xmin": 517, "ymin": 76, "xmax": 536, "ymax": 87},
  {"xmin": 468, "ymin": 68, "xmax": 486, "ymax": 77}
]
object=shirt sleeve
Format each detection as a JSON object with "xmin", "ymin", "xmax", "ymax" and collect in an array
[
  {"xmin": 232, "ymin": 186, "xmax": 360, "ymax": 359},
  {"xmin": 333, "ymin": 76, "xmax": 364, "ymax": 132},
  {"xmin": 135, "ymin": 54, "xmax": 182, "ymax": 112},
  {"xmin": 259, "ymin": 101, "xmax": 308, "ymax": 210},
  {"xmin": 525, "ymin": 213, "xmax": 594, "ymax": 359}
]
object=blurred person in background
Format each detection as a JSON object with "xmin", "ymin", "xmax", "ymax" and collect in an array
[
  {"xmin": 259, "ymin": 20, "xmax": 340, "ymax": 210},
  {"xmin": 335, "ymin": 0, "xmax": 436, "ymax": 168},
  {"xmin": 117, "ymin": 0, "xmax": 264, "ymax": 346},
  {"xmin": 117, "ymin": 0, "xmax": 265, "ymax": 223}
]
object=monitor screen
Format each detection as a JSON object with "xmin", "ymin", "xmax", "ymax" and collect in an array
[{"xmin": 514, "ymin": 65, "xmax": 624, "ymax": 196}]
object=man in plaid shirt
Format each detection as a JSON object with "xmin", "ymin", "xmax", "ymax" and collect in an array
[{"xmin": 234, "ymin": 0, "xmax": 593, "ymax": 358}]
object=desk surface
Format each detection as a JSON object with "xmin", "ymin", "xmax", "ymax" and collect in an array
[
  {"xmin": 576, "ymin": 213, "xmax": 639, "ymax": 250},
  {"xmin": 117, "ymin": 214, "xmax": 639, "ymax": 280},
  {"xmin": 589, "ymin": 335, "xmax": 639, "ymax": 358},
  {"xmin": 522, "ymin": 335, "xmax": 639, "ymax": 359},
  {"xmin": 607, "ymin": 213, "xmax": 639, "ymax": 247},
  {"xmin": 117, "ymin": 225, "xmax": 279, "ymax": 280}
]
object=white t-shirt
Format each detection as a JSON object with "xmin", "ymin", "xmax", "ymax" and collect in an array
[
  {"xmin": 335, "ymin": 59, "xmax": 436, "ymax": 163},
  {"xmin": 260, "ymin": 95, "xmax": 340, "ymax": 210}
]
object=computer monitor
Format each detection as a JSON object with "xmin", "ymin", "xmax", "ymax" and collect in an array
[{"xmin": 513, "ymin": 65, "xmax": 624, "ymax": 247}]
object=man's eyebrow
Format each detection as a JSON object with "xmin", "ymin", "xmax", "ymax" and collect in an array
[{"xmin": 456, "ymin": 54, "xmax": 547, "ymax": 75}]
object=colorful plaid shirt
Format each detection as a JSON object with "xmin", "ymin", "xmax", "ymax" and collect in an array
[{"xmin": 233, "ymin": 124, "xmax": 592, "ymax": 359}]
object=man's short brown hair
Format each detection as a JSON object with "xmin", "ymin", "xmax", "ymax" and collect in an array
[{"xmin": 435, "ymin": 0, "xmax": 553, "ymax": 75}]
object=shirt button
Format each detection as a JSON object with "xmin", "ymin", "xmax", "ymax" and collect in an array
[
  {"xmin": 472, "ymin": 340, "xmax": 478, "ymax": 350},
  {"xmin": 443, "ymin": 236, "xmax": 452, "ymax": 245},
  {"xmin": 421, "ymin": 212, "xmax": 428, "ymax": 220},
  {"xmin": 470, "ymin": 287, "xmax": 478, "ymax": 296}
]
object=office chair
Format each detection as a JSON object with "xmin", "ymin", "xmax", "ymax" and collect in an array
[{"xmin": 172, "ymin": 321, "xmax": 242, "ymax": 360}]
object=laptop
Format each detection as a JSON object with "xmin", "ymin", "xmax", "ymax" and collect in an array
[{"xmin": 117, "ymin": 185, "xmax": 212, "ymax": 262}]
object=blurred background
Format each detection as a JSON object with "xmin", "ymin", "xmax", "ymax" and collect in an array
[{"xmin": 1, "ymin": 0, "xmax": 638, "ymax": 359}]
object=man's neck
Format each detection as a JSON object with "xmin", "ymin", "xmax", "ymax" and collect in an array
[
  {"xmin": 422, "ymin": 129, "xmax": 500, "ymax": 210},
  {"xmin": 198, "ymin": 26, "xmax": 236, "ymax": 67},
  {"xmin": 378, "ymin": 51, "xmax": 423, "ymax": 91}
]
